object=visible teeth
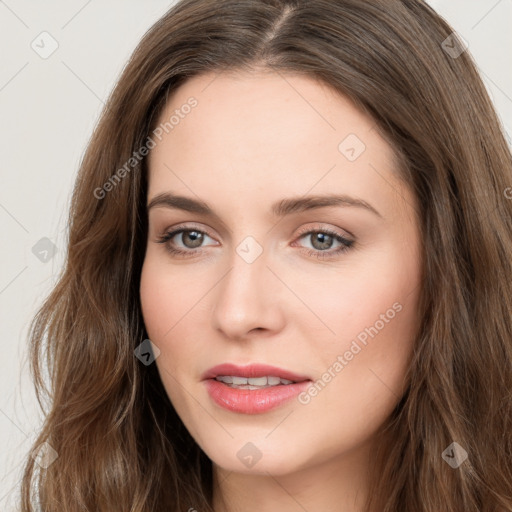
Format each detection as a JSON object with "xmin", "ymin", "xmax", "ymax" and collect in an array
[
  {"xmin": 214, "ymin": 375, "xmax": 296, "ymax": 388},
  {"xmin": 248, "ymin": 377, "xmax": 268, "ymax": 386},
  {"xmin": 215, "ymin": 376, "xmax": 233, "ymax": 384}
]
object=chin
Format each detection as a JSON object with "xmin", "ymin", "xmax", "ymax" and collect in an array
[{"xmin": 200, "ymin": 434, "xmax": 315, "ymax": 476}]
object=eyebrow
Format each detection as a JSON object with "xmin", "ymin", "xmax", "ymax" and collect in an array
[{"xmin": 147, "ymin": 192, "xmax": 382, "ymax": 219}]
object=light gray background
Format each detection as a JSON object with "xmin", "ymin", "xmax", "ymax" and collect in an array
[{"xmin": 1, "ymin": 0, "xmax": 511, "ymax": 509}]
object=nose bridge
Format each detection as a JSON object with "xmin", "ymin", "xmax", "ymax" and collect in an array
[
  {"xmin": 218, "ymin": 242, "xmax": 269, "ymax": 312},
  {"xmin": 211, "ymin": 237, "xmax": 283, "ymax": 338}
]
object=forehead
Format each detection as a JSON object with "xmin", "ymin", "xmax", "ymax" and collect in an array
[
  {"xmin": 147, "ymin": 70, "xmax": 414, "ymax": 223},
  {"xmin": 151, "ymin": 69, "xmax": 382, "ymax": 160}
]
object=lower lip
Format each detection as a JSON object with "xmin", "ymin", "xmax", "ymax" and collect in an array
[{"xmin": 204, "ymin": 379, "xmax": 311, "ymax": 414}]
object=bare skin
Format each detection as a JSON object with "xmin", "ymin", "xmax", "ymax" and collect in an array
[{"xmin": 140, "ymin": 69, "xmax": 422, "ymax": 512}]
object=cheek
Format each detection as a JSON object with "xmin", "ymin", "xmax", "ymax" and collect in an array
[
  {"xmin": 139, "ymin": 259, "xmax": 194, "ymax": 405},
  {"xmin": 140, "ymin": 261, "xmax": 171, "ymax": 342},
  {"xmin": 291, "ymin": 245, "xmax": 420, "ymax": 354},
  {"xmin": 301, "ymin": 244, "xmax": 421, "ymax": 424},
  {"xmin": 140, "ymin": 256, "xmax": 201, "ymax": 342},
  {"xmin": 139, "ymin": 256, "xmax": 213, "ymax": 384},
  {"xmin": 293, "ymin": 240, "xmax": 421, "ymax": 415}
]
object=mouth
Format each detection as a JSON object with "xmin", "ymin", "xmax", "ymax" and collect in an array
[
  {"xmin": 202, "ymin": 362, "xmax": 311, "ymax": 385},
  {"xmin": 202, "ymin": 363, "xmax": 312, "ymax": 414},
  {"xmin": 203, "ymin": 364, "xmax": 312, "ymax": 415},
  {"xmin": 213, "ymin": 375, "xmax": 298, "ymax": 389}
]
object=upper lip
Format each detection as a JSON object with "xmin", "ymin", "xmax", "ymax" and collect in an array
[{"xmin": 202, "ymin": 363, "xmax": 311, "ymax": 383}]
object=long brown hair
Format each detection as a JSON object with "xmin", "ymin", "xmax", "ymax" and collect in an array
[{"xmin": 20, "ymin": 1, "xmax": 512, "ymax": 510}]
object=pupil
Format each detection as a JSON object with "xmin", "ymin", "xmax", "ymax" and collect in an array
[
  {"xmin": 311, "ymin": 233, "xmax": 332, "ymax": 250},
  {"xmin": 184, "ymin": 231, "xmax": 203, "ymax": 248}
]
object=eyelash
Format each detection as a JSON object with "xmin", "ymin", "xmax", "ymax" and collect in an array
[{"xmin": 155, "ymin": 224, "xmax": 354, "ymax": 260}]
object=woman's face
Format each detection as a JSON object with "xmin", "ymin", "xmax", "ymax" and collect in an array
[{"xmin": 140, "ymin": 70, "xmax": 422, "ymax": 476}]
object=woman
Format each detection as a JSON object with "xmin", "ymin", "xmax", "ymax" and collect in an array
[{"xmin": 20, "ymin": 1, "xmax": 512, "ymax": 511}]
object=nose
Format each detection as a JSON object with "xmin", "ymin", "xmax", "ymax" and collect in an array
[{"xmin": 211, "ymin": 244, "xmax": 285, "ymax": 341}]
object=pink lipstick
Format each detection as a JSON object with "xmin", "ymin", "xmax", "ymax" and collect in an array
[{"xmin": 202, "ymin": 363, "xmax": 312, "ymax": 414}]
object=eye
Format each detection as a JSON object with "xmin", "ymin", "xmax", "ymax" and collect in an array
[
  {"xmin": 155, "ymin": 224, "xmax": 354, "ymax": 260},
  {"xmin": 156, "ymin": 225, "xmax": 218, "ymax": 257},
  {"xmin": 293, "ymin": 227, "xmax": 354, "ymax": 260}
]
